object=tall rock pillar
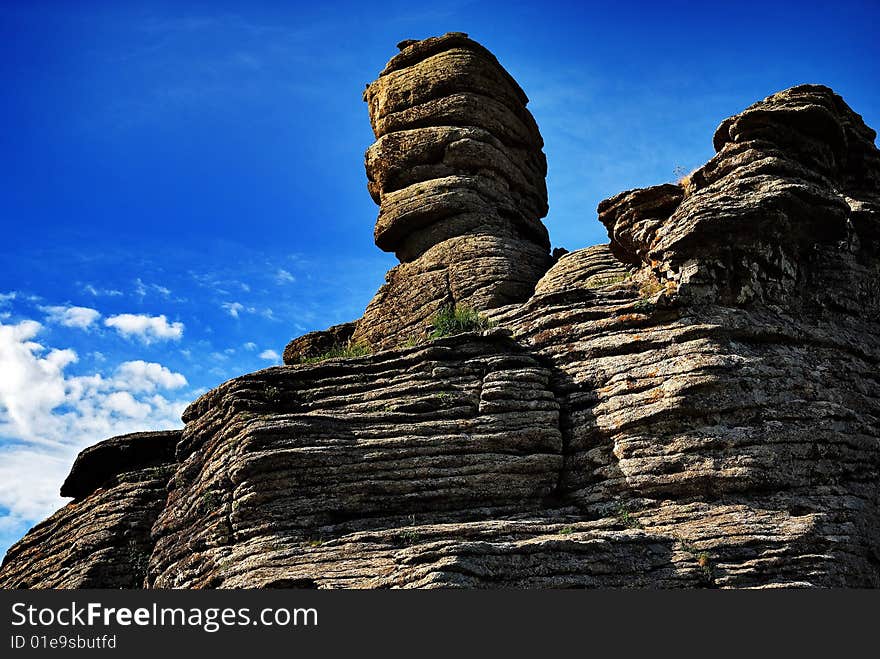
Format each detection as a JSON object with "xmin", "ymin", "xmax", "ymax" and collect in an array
[{"xmin": 351, "ymin": 32, "xmax": 552, "ymax": 350}]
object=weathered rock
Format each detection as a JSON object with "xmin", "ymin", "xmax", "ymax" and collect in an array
[
  {"xmin": 0, "ymin": 431, "xmax": 180, "ymax": 588},
  {"xmin": 351, "ymin": 32, "xmax": 551, "ymax": 350},
  {"xmin": 148, "ymin": 332, "xmax": 563, "ymax": 588},
  {"xmin": 601, "ymin": 85, "xmax": 880, "ymax": 311},
  {"xmin": 60, "ymin": 430, "xmax": 178, "ymax": 499},
  {"xmin": 355, "ymin": 233, "xmax": 551, "ymax": 349},
  {"xmin": 532, "ymin": 243, "xmax": 632, "ymax": 299},
  {"xmin": 1, "ymin": 48, "xmax": 879, "ymax": 590},
  {"xmin": 282, "ymin": 321, "xmax": 356, "ymax": 365}
]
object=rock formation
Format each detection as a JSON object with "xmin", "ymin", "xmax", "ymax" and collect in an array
[
  {"xmin": 0, "ymin": 431, "xmax": 179, "ymax": 588},
  {"xmin": 1, "ymin": 37, "xmax": 878, "ymax": 588},
  {"xmin": 343, "ymin": 32, "xmax": 551, "ymax": 352}
]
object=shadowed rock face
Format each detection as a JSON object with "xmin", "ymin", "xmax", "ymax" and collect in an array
[
  {"xmin": 2, "ymin": 46, "xmax": 879, "ymax": 589},
  {"xmin": 282, "ymin": 322, "xmax": 356, "ymax": 365},
  {"xmin": 60, "ymin": 431, "xmax": 178, "ymax": 499}
]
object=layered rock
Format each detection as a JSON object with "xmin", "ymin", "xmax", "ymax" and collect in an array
[
  {"xmin": 599, "ymin": 85, "xmax": 880, "ymax": 312},
  {"xmin": 0, "ymin": 431, "xmax": 180, "ymax": 589},
  {"xmin": 348, "ymin": 32, "xmax": 551, "ymax": 351},
  {"xmin": 2, "ymin": 48, "xmax": 879, "ymax": 589},
  {"xmin": 505, "ymin": 84, "xmax": 880, "ymax": 586},
  {"xmin": 148, "ymin": 333, "xmax": 563, "ymax": 587},
  {"xmin": 282, "ymin": 321, "xmax": 356, "ymax": 364}
]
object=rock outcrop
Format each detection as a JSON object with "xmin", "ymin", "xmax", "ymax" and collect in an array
[
  {"xmin": 599, "ymin": 85, "xmax": 880, "ymax": 313},
  {"xmin": 346, "ymin": 32, "xmax": 551, "ymax": 352},
  {"xmin": 0, "ymin": 431, "xmax": 180, "ymax": 588},
  {"xmin": 1, "ymin": 39, "xmax": 878, "ymax": 589}
]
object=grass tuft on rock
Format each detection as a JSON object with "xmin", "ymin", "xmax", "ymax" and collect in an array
[
  {"xmin": 429, "ymin": 304, "xmax": 493, "ymax": 339},
  {"xmin": 300, "ymin": 341, "xmax": 371, "ymax": 364}
]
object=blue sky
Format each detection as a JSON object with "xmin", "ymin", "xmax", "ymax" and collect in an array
[{"xmin": 1, "ymin": 0, "xmax": 878, "ymax": 557}]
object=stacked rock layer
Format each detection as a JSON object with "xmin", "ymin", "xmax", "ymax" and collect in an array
[
  {"xmin": 2, "ymin": 41, "xmax": 878, "ymax": 588},
  {"xmin": 349, "ymin": 32, "xmax": 552, "ymax": 352}
]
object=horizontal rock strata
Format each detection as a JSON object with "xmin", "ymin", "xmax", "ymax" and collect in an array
[
  {"xmin": 349, "ymin": 32, "xmax": 552, "ymax": 351},
  {"xmin": 148, "ymin": 333, "xmax": 563, "ymax": 587},
  {"xmin": 0, "ymin": 431, "xmax": 180, "ymax": 588}
]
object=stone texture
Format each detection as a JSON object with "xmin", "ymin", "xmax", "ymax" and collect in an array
[
  {"xmin": 352, "ymin": 32, "xmax": 552, "ymax": 350},
  {"xmin": 1, "ymin": 53, "xmax": 878, "ymax": 589},
  {"xmin": 148, "ymin": 333, "xmax": 563, "ymax": 588},
  {"xmin": 283, "ymin": 321, "xmax": 356, "ymax": 365},
  {"xmin": 600, "ymin": 85, "xmax": 880, "ymax": 311},
  {"xmin": 0, "ymin": 431, "xmax": 180, "ymax": 589},
  {"xmin": 60, "ymin": 430, "xmax": 178, "ymax": 499}
]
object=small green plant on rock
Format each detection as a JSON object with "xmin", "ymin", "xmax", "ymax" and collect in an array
[
  {"xmin": 429, "ymin": 304, "xmax": 493, "ymax": 339},
  {"xmin": 264, "ymin": 384, "xmax": 282, "ymax": 404},
  {"xmin": 300, "ymin": 341, "xmax": 371, "ymax": 364},
  {"xmin": 585, "ymin": 272, "xmax": 629, "ymax": 288},
  {"xmin": 615, "ymin": 503, "xmax": 643, "ymax": 529},
  {"xmin": 678, "ymin": 537, "xmax": 715, "ymax": 584},
  {"xmin": 395, "ymin": 529, "xmax": 420, "ymax": 546},
  {"xmin": 638, "ymin": 279, "xmax": 664, "ymax": 299},
  {"xmin": 559, "ymin": 526, "xmax": 575, "ymax": 535},
  {"xmin": 126, "ymin": 539, "xmax": 149, "ymax": 581},
  {"xmin": 201, "ymin": 489, "xmax": 222, "ymax": 513}
]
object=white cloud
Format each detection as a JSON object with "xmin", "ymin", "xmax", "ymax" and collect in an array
[
  {"xmin": 41, "ymin": 305, "xmax": 101, "ymax": 329},
  {"xmin": 221, "ymin": 301, "xmax": 259, "ymax": 318},
  {"xmin": 134, "ymin": 278, "xmax": 171, "ymax": 299},
  {"xmin": 259, "ymin": 349, "xmax": 280, "ymax": 361},
  {"xmin": 0, "ymin": 292, "xmax": 17, "ymax": 305},
  {"xmin": 276, "ymin": 269, "xmax": 295, "ymax": 284},
  {"xmin": 243, "ymin": 342, "xmax": 257, "ymax": 351},
  {"xmin": 105, "ymin": 313, "xmax": 184, "ymax": 343},
  {"xmin": 104, "ymin": 391, "xmax": 152, "ymax": 419},
  {"xmin": 222, "ymin": 301, "xmax": 244, "ymax": 318},
  {"xmin": 114, "ymin": 360, "xmax": 187, "ymax": 393},
  {"xmin": 81, "ymin": 284, "xmax": 122, "ymax": 297},
  {"xmin": 0, "ymin": 319, "xmax": 190, "ymax": 546},
  {"xmin": 0, "ymin": 449, "xmax": 71, "ymax": 523}
]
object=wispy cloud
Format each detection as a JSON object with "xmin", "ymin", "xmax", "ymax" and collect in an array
[
  {"xmin": 220, "ymin": 301, "xmax": 275, "ymax": 320},
  {"xmin": 81, "ymin": 283, "xmax": 123, "ymax": 297},
  {"xmin": 40, "ymin": 305, "xmax": 101, "ymax": 330},
  {"xmin": 276, "ymin": 269, "xmax": 295, "ymax": 284},
  {"xmin": 259, "ymin": 349, "xmax": 280, "ymax": 361},
  {"xmin": 221, "ymin": 301, "xmax": 251, "ymax": 318},
  {"xmin": 134, "ymin": 278, "xmax": 172, "ymax": 300},
  {"xmin": 104, "ymin": 313, "xmax": 184, "ymax": 343}
]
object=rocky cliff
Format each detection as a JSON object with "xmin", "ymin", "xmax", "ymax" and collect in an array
[{"xmin": 2, "ymin": 33, "xmax": 878, "ymax": 589}]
